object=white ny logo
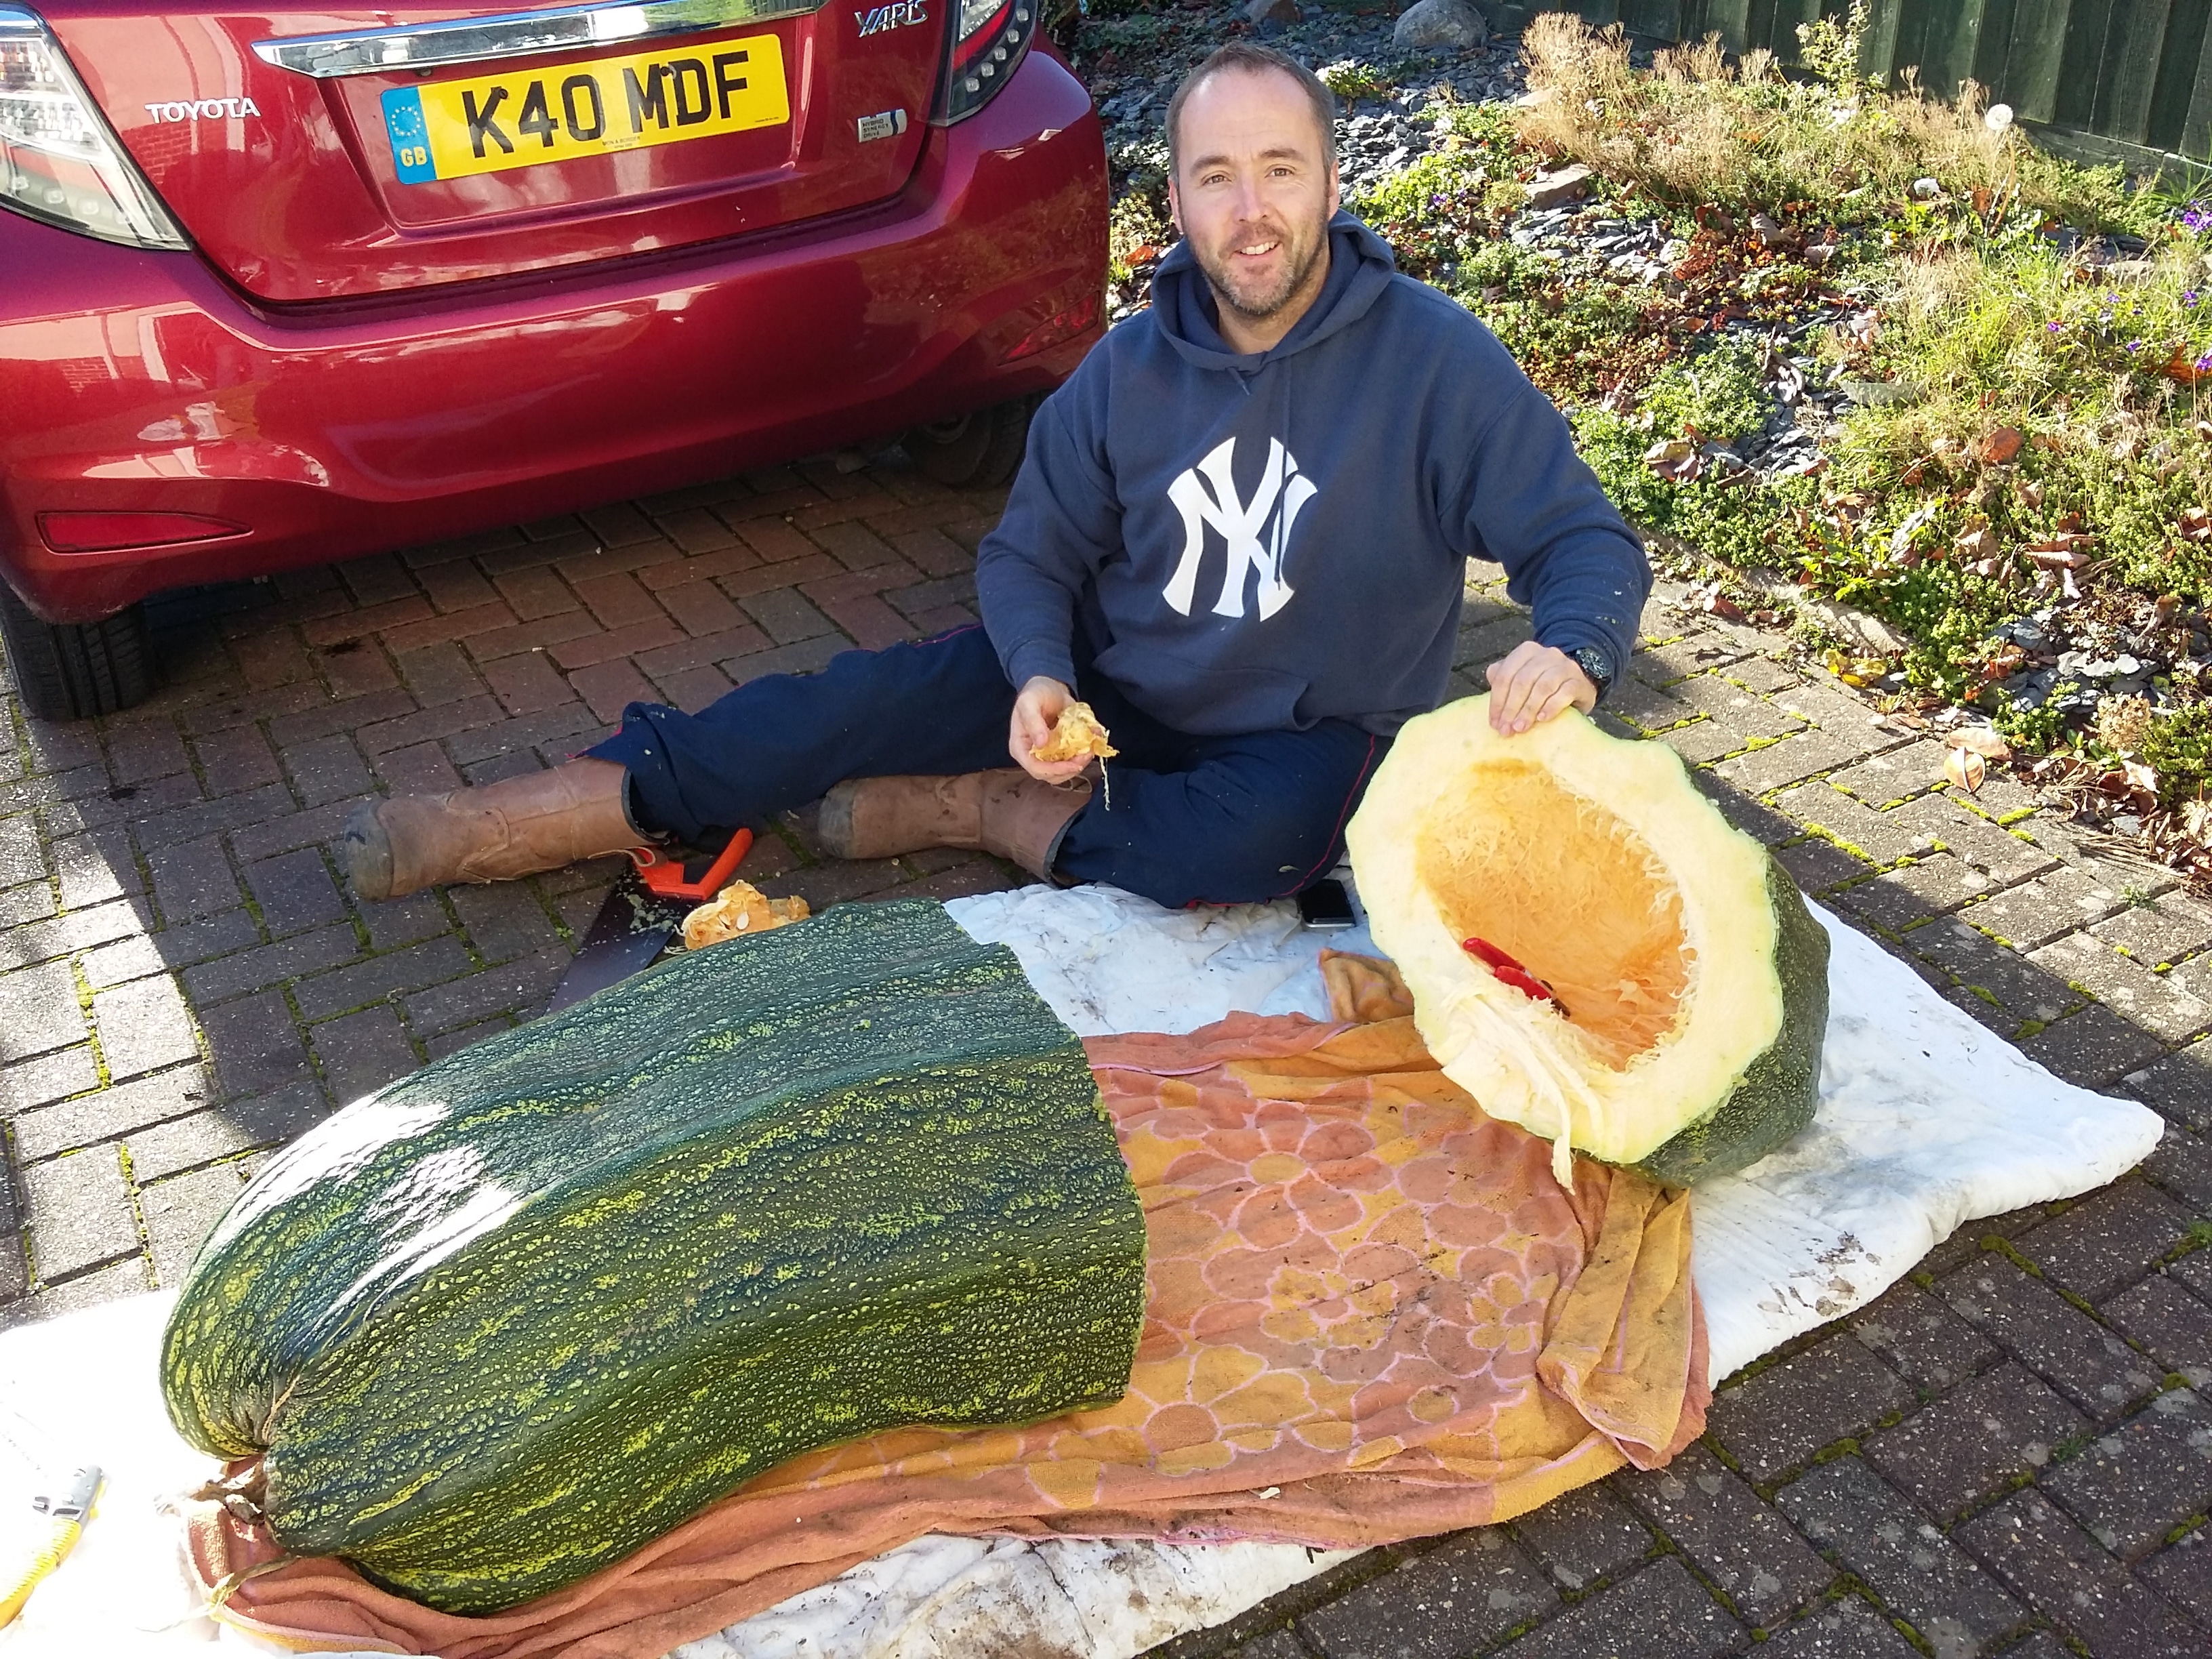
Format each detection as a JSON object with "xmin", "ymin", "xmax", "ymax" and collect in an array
[{"xmin": 1161, "ymin": 436, "xmax": 1316, "ymax": 621}]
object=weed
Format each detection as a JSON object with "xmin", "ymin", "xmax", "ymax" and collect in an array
[
  {"xmin": 2142, "ymin": 703, "xmax": 2212, "ymax": 808},
  {"xmin": 1319, "ymin": 58, "xmax": 1390, "ymax": 103},
  {"xmin": 1108, "ymin": 180, "xmax": 1172, "ymax": 287},
  {"xmin": 1513, "ymin": 12, "xmax": 2154, "ymax": 237}
]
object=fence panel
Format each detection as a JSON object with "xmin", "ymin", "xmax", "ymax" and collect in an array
[
  {"xmin": 2148, "ymin": 0, "xmax": 2209, "ymax": 152},
  {"xmin": 1517, "ymin": 0, "xmax": 2212, "ymax": 160},
  {"xmin": 2005, "ymin": 0, "xmax": 2075, "ymax": 122}
]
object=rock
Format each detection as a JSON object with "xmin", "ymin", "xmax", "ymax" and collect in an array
[
  {"xmin": 1522, "ymin": 162, "xmax": 1591, "ymax": 210},
  {"xmin": 1804, "ymin": 597, "xmax": 1908, "ymax": 655},
  {"xmin": 2097, "ymin": 258, "xmax": 2160, "ymax": 285},
  {"xmin": 1244, "ymin": 0, "xmax": 1302, "ymax": 24},
  {"xmin": 1392, "ymin": 0, "xmax": 1488, "ymax": 54}
]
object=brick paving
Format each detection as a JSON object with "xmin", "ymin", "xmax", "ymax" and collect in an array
[{"xmin": 2, "ymin": 451, "xmax": 2211, "ymax": 1658}]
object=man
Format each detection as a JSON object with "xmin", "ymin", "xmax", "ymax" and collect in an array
[{"xmin": 344, "ymin": 43, "xmax": 1650, "ymax": 910}]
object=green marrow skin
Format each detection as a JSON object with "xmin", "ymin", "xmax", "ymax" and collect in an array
[
  {"xmin": 160, "ymin": 901, "xmax": 1145, "ymax": 1615},
  {"xmin": 1631, "ymin": 857, "xmax": 1830, "ymax": 1187}
]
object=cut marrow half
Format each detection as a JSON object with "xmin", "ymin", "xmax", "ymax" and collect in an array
[{"xmin": 1347, "ymin": 695, "xmax": 1828, "ymax": 1186}]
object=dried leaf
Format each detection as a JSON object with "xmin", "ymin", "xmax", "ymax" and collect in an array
[
  {"xmin": 1969, "ymin": 426, "xmax": 2024, "ymax": 464},
  {"xmin": 1944, "ymin": 747, "xmax": 1986, "ymax": 793},
  {"xmin": 1950, "ymin": 726, "xmax": 2012, "ymax": 760},
  {"xmin": 1953, "ymin": 526, "xmax": 1999, "ymax": 560},
  {"xmin": 1889, "ymin": 501, "xmax": 1941, "ymax": 562},
  {"xmin": 2163, "ymin": 344, "xmax": 2212, "ymax": 386},
  {"xmin": 2181, "ymin": 506, "xmax": 2212, "ymax": 544}
]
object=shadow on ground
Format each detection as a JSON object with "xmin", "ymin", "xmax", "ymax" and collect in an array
[{"xmin": 1, "ymin": 449, "xmax": 2208, "ymax": 1657}]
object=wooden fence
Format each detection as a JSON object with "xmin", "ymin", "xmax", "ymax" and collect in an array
[{"xmin": 1492, "ymin": 1, "xmax": 2212, "ymax": 165}]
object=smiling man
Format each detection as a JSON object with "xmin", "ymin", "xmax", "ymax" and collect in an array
[{"xmin": 344, "ymin": 42, "xmax": 1651, "ymax": 912}]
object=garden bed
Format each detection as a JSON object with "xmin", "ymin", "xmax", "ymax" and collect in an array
[{"xmin": 1068, "ymin": 1, "xmax": 2212, "ymax": 883}]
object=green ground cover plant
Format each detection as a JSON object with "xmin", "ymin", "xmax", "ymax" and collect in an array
[{"xmin": 1365, "ymin": 7, "xmax": 2212, "ymax": 853}]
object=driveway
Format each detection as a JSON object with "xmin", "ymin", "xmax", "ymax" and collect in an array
[{"xmin": 1, "ymin": 449, "xmax": 2209, "ymax": 1656}]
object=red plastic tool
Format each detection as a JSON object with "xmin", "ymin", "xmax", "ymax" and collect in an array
[
  {"xmin": 629, "ymin": 828, "xmax": 754, "ymax": 902},
  {"xmin": 544, "ymin": 829, "xmax": 759, "ymax": 1015},
  {"xmin": 1462, "ymin": 937, "xmax": 1570, "ymax": 1016}
]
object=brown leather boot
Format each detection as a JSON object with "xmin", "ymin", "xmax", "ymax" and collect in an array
[
  {"xmin": 342, "ymin": 758, "xmax": 640, "ymax": 901},
  {"xmin": 817, "ymin": 769, "xmax": 1093, "ymax": 881}
]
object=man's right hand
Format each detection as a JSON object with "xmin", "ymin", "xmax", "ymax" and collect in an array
[{"xmin": 1009, "ymin": 676, "xmax": 1092, "ymax": 784}]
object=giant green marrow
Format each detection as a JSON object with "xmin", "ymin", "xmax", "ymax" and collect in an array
[
  {"xmin": 161, "ymin": 900, "xmax": 1145, "ymax": 1614},
  {"xmin": 1351, "ymin": 696, "xmax": 1830, "ymax": 1187}
]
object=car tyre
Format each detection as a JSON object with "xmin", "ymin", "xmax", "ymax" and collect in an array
[
  {"xmin": 0, "ymin": 584, "xmax": 157, "ymax": 721},
  {"xmin": 900, "ymin": 396, "xmax": 1039, "ymax": 489}
]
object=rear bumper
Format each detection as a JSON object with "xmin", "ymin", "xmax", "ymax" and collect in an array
[{"xmin": 0, "ymin": 49, "xmax": 1105, "ymax": 623}]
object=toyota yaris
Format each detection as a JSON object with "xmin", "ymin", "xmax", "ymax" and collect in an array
[{"xmin": 0, "ymin": 0, "xmax": 1107, "ymax": 717}]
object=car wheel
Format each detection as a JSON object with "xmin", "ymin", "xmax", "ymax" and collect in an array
[
  {"xmin": 900, "ymin": 396, "xmax": 1038, "ymax": 488},
  {"xmin": 0, "ymin": 584, "xmax": 157, "ymax": 721}
]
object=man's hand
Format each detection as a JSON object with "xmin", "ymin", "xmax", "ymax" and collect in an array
[
  {"xmin": 1009, "ymin": 676, "xmax": 1093, "ymax": 783},
  {"xmin": 1486, "ymin": 642, "xmax": 1597, "ymax": 735}
]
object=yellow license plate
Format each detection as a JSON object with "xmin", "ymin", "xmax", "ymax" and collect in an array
[{"xmin": 380, "ymin": 36, "xmax": 789, "ymax": 184}]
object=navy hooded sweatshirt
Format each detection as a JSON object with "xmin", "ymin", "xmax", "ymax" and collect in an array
[{"xmin": 975, "ymin": 212, "xmax": 1651, "ymax": 738}]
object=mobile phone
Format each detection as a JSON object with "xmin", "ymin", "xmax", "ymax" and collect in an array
[{"xmin": 1296, "ymin": 878, "xmax": 1355, "ymax": 930}]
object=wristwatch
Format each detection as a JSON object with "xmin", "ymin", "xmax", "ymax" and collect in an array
[{"xmin": 1568, "ymin": 644, "xmax": 1616, "ymax": 703}]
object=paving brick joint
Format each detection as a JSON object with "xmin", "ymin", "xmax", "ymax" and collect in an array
[{"xmin": 1, "ymin": 449, "xmax": 2208, "ymax": 1658}]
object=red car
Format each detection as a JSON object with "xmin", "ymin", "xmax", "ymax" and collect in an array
[{"xmin": 0, "ymin": 0, "xmax": 1107, "ymax": 718}]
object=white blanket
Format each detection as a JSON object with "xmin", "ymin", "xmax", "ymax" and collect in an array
[{"xmin": 0, "ymin": 884, "xmax": 2162, "ymax": 1659}]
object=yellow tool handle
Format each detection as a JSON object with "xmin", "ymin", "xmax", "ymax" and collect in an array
[{"xmin": 0, "ymin": 1515, "xmax": 83, "ymax": 1626}]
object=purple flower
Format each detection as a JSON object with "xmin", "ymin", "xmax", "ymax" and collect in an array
[
  {"xmin": 2187, "ymin": 203, "xmax": 2211, "ymax": 232},
  {"xmin": 2127, "ymin": 338, "xmax": 2143, "ymax": 352},
  {"xmin": 2198, "ymin": 350, "xmax": 2212, "ymax": 371},
  {"xmin": 2047, "ymin": 320, "xmax": 2063, "ymax": 331},
  {"xmin": 2186, "ymin": 290, "xmax": 2202, "ymax": 307}
]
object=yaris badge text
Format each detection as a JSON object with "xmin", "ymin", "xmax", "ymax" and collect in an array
[{"xmin": 855, "ymin": 0, "xmax": 926, "ymax": 34}]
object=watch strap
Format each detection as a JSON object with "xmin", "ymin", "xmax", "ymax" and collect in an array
[{"xmin": 1568, "ymin": 644, "xmax": 1616, "ymax": 702}]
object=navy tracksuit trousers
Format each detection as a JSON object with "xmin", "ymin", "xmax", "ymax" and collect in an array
[{"xmin": 585, "ymin": 626, "xmax": 1388, "ymax": 909}]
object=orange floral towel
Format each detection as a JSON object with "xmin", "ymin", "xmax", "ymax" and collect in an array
[{"xmin": 183, "ymin": 954, "xmax": 1706, "ymax": 1658}]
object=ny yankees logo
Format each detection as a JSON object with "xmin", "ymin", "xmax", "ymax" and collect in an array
[{"xmin": 1162, "ymin": 436, "xmax": 1315, "ymax": 621}]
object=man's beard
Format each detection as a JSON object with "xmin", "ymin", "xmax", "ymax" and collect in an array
[{"xmin": 1195, "ymin": 211, "xmax": 1329, "ymax": 323}]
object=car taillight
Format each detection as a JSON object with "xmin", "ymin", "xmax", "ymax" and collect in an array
[
  {"xmin": 932, "ymin": 0, "xmax": 1036, "ymax": 125},
  {"xmin": 0, "ymin": 7, "xmax": 186, "ymax": 249}
]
